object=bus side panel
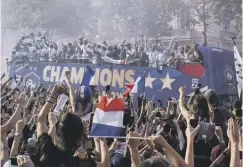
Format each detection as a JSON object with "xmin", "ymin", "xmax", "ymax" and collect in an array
[
  {"xmin": 209, "ymin": 48, "xmax": 237, "ymax": 95},
  {"xmin": 199, "ymin": 47, "xmax": 212, "ymax": 91}
]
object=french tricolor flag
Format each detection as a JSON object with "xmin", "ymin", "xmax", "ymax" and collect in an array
[
  {"xmin": 130, "ymin": 72, "xmax": 145, "ymax": 94},
  {"xmin": 90, "ymin": 96, "xmax": 125, "ymax": 137},
  {"xmin": 122, "ymin": 84, "xmax": 134, "ymax": 98}
]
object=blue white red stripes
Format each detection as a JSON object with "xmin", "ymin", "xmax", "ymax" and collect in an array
[
  {"xmin": 90, "ymin": 96, "xmax": 125, "ymax": 137},
  {"xmin": 130, "ymin": 72, "xmax": 145, "ymax": 94}
]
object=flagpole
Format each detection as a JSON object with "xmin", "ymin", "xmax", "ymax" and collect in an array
[
  {"xmin": 88, "ymin": 136, "xmax": 149, "ymax": 140},
  {"xmin": 232, "ymin": 37, "xmax": 236, "ymax": 46},
  {"xmin": 144, "ymin": 69, "xmax": 149, "ymax": 100}
]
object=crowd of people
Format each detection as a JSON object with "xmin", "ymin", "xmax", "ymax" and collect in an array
[
  {"xmin": 0, "ymin": 70, "xmax": 242, "ymax": 167},
  {"xmin": 10, "ymin": 32, "xmax": 203, "ymax": 68}
]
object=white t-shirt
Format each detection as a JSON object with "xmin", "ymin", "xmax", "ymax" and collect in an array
[
  {"xmin": 149, "ymin": 50, "xmax": 159, "ymax": 68},
  {"xmin": 81, "ymin": 45, "xmax": 89, "ymax": 58},
  {"xmin": 48, "ymin": 48, "xmax": 57, "ymax": 61},
  {"xmin": 158, "ymin": 50, "xmax": 169, "ymax": 65}
]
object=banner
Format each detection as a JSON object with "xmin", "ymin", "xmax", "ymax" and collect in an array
[{"xmin": 9, "ymin": 46, "xmax": 238, "ymax": 101}]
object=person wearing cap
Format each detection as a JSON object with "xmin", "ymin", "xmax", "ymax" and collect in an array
[
  {"xmin": 204, "ymin": 89, "xmax": 234, "ymax": 143},
  {"xmin": 75, "ymin": 85, "xmax": 93, "ymax": 117}
]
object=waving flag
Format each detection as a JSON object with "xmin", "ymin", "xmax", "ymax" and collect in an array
[
  {"xmin": 81, "ymin": 65, "xmax": 95, "ymax": 86},
  {"xmin": 11, "ymin": 74, "xmax": 21, "ymax": 89},
  {"xmin": 130, "ymin": 72, "xmax": 145, "ymax": 94},
  {"xmin": 76, "ymin": 65, "xmax": 95, "ymax": 103},
  {"xmin": 90, "ymin": 96, "xmax": 125, "ymax": 137},
  {"xmin": 233, "ymin": 45, "xmax": 242, "ymax": 99},
  {"xmin": 122, "ymin": 84, "xmax": 134, "ymax": 98}
]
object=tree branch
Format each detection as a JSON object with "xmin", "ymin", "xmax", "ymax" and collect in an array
[
  {"xmin": 206, "ymin": 21, "xmax": 218, "ymax": 26},
  {"xmin": 205, "ymin": 0, "xmax": 221, "ymax": 14}
]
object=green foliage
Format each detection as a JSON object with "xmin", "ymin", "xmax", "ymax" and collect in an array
[
  {"xmin": 179, "ymin": 0, "xmax": 242, "ymax": 45},
  {"xmin": 109, "ymin": 0, "xmax": 174, "ymax": 38},
  {"xmin": 2, "ymin": 0, "xmax": 241, "ymax": 39},
  {"xmin": 2, "ymin": 0, "xmax": 94, "ymax": 35},
  {"xmin": 2, "ymin": 0, "xmax": 48, "ymax": 29},
  {"xmin": 213, "ymin": 0, "xmax": 242, "ymax": 32}
]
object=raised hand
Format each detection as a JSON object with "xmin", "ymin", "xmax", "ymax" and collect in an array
[
  {"xmin": 186, "ymin": 123, "xmax": 200, "ymax": 140},
  {"xmin": 215, "ymin": 126, "xmax": 224, "ymax": 141},
  {"xmin": 128, "ymin": 131, "xmax": 141, "ymax": 149},
  {"xmin": 48, "ymin": 112, "xmax": 58, "ymax": 127},
  {"xmin": 150, "ymin": 135, "xmax": 167, "ymax": 150},
  {"xmin": 74, "ymin": 147, "xmax": 88, "ymax": 159},
  {"xmin": 64, "ymin": 70, "xmax": 72, "ymax": 86},
  {"xmin": 64, "ymin": 70, "xmax": 71, "ymax": 78},
  {"xmin": 178, "ymin": 85, "xmax": 186, "ymax": 94},
  {"xmin": 51, "ymin": 83, "xmax": 66, "ymax": 95},
  {"xmin": 109, "ymin": 139, "xmax": 119, "ymax": 151},
  {"xmin": 16, "ymin": 92, "xmax": 28, "ymax": 106},
  {"xmin": 17, "ymin": 155, "xmax": 35, "ymax": 167},
  {"xmin": 16, "ymin": 120, "xmax": 25, "ymax": 133},
  {"xmin": 227, "ymin": 118, "xmax": 239, "ymax": 144}
]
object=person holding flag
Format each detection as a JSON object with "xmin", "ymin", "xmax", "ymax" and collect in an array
[
  {"xmin": 122, "ymin": 71, "xmax": 146, "ymax": 111},
  {"xmin": 64, "ymin": 65, "xmax": 96, "ymax": 117},
  {"xmin": 75, "ymin": 65, "xmax": 96, "ymax": 117},
  {"xmin": 129, "ymin": 71, "xmax": 146, "ymax": 95},
  {"xmin": 89, "ymin": 72, "xmax": 147, "ymax": 138}
]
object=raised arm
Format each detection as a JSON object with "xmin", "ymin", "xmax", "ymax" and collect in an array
[
  {"xmin": 108, "ymin": 139, "xmax": 119, "ymax": 156},
  {"xmin": 128, "ymin": 132, "xmax": 141, "ymax": 167},
  {"xmin": 145, "ymin": 39, "xmax": 151, "ymax": 52},
  {"xmin": 0, "ymin": 132, "xmax": 9, "ymax": 166},
  {"xmin": 227, "ymin": 119, "xmax": 240, "ymax": 167},
  {"xmin": 178, "ymin": 86, "xmax": 191, "ymax": 121},
  {"xmin": 152, "ymin": 135, "xmax": 188, "ymax": 167},
  {"xmin": 187, "ymin": 94, "xmax": 196, "ymax": 111},
  {"xmin": 174, "ymin": 120, "xmax": 186, "ymax": 150},
  {"xmin": 1, "ymin": 92, "xmax": 27, "ymax": 134},
  {"xmin": 185, "ymin": 123, "xmax": 200, "ymax": 167},
  {"xmin": 25, "ymin": 91, "xmax": 34, "ymax": 110},
  {"xmin": 135, "ymin": 104, "xmax": 147, "ymax": 128},
  {"xmin": 64, "ymin": 71, "xmax": 76, "ymax": 113},
  {"xmin": 36, "ymin": 83, "xmax": 65, "ymax": 137},
  {"xmin": 10, "ymin": 120, "xmax": 25, "ymax": 157},
  {"xmin": 169, "ymin": 36, "xmax": 177, "ymax": 50},
  {"xmin": 96, "ymin": 139, "xmax": 110, "ymax": 167},
  {"xmin": 166, "ymin": 101, "xmax": 173, "ymax": 115},
  {"xmin": 48, "ymin": 112, "xmax": 58, "ymax": 141},
  {"xmin": 207, "ymin": 100, "xmax": 215, "ymax": 122},
  {"xmin": 1, "ymin": 77, "xmax": 12, "ymax": 90},
  {"xmin": 210, "ymin": 144, "xmax": 230, "ymax": 167}
]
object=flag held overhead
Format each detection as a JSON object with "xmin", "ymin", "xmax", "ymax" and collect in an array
[
  {"xmin": 122, "ymin": 84, "xmax": 134, "ymax": 98},
  {"xmin": 130, "ymin": 71, "xmax": 146, "ymax": 94},
  {"xmin": 76, "ymin": 65, "xmax": 95, "ymax": 102},
  {"xmin": 90, "ymin": 96, "xmax": 125, "ymax": 137},
  {"xmin": 81, "ymin": 65, "xmax": 95, "ymax": 87}
]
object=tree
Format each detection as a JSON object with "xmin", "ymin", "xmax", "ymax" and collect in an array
[
  {"xmin": 2, "ymin": 0, "xmax": 95, "ymax": 36},
  {"xmin": 141, "ymin": 0, "xmax": 173, "ymax": 37},
  {"xmin": 181, "ymin": 0, "xmax": 242, "ymax": 46},
  {"xmin": 108, "ymin": 0, "xmax": 174, "ymax": 38},
  {"xmin": 2, "ymin": 0, "xmax": 48, "ymax": 29},
  {"xmin": 213, "ymin": 0, "xmax": 242, "ymax": 37}
]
